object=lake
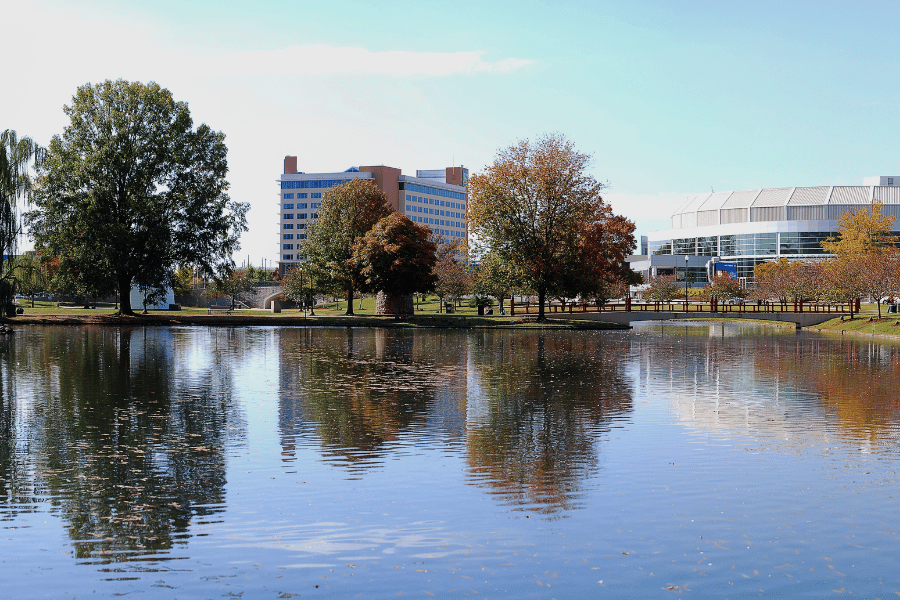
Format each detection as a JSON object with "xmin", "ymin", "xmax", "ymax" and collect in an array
[{"xmin": 1, "ymin": 323, "xmax": 899, "ymax": 598}]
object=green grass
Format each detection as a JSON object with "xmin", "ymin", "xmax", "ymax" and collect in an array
[{"xmin": 10, "ymin": 296, "xmax": 628, "ymax": 329}]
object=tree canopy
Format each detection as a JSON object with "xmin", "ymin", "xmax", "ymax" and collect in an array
[
  {"xmin": 820, "ymin": 202, "xmax": 898, "ymax": 257},
  {"xmin": 25, "ymin": 80, "xmax": 248, "ymax": 315},
  {"xmin": 432, "ymin": 236, "xmax": 471, "ymax": 312},
  {"xmin": 468, "ymin": 133, "xmax": 635, "ymax": 320},
  {"xmin": 300, "ymin": 178, "xmax": 392, "ymax": 315},
  {"xmin": 352, "ymin": 213, "xmax": 436, "ymax": 318},
  {"xmin": 1, "ymin": 130, "xmax": 45, "ymax": 313}
]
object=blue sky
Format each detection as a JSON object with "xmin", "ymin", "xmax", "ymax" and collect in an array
[{"xmin": 5, "ymin": 0, "xmax": 900, "ymax": 264}]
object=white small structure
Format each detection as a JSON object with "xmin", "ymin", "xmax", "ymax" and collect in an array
[{"xmin": 130, "ymin": 286, "xmax": 175, "ymax": 310}]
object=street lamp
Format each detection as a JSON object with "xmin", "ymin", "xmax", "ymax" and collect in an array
[{"xmin": 684, "ymin": 255, "xmax": 689, "ymax": 311}]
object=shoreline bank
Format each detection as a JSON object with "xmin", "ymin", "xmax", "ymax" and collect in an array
[{"xmin": 0, "ymin": 313, "xmax": 631, "ymax": 330}]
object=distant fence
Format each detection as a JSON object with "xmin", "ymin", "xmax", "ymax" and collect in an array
[{"xmin": 509, "ymin": 297, "xmax": 860, "ymax": 316}]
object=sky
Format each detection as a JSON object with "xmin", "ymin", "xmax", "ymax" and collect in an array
[{"xmin": 5, "ymin": 0, "xmax": 900, "ymax": 265}]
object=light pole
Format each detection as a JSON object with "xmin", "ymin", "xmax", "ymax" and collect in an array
[{"xmin": 684, "ymin": 255, "xmax": 689, "ymax": 311}]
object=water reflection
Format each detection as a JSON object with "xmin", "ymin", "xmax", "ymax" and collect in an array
[
  {"xmin": 277, "ymin": 328, "xmax": 468, "ymax": 471},
  {"xmin": 633, "ymin": 322, "xmax": 900, "ymax": 449},
  {"xmin": 465, "ymin": 330, "xmax": 634, "ymax": 512},
  {"xmin": 275, "ymin": 328, "xmax": 635, "ymax": 513},
  {"xmin": 0, "ymin": 327, "xmax": 241, "ymax": 563}
]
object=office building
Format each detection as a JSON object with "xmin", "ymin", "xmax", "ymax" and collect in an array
[{"xmin": 278, "ymin": 156, "xmax": 468, "ymax": 274}]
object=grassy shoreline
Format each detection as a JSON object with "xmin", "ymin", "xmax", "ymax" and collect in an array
[
  {"xmin": 9, "ymin": 299, "xmax": 900, "ymax": 337},
  {"xmin": 1, "ymin": 300, "xmax": 629, "ymax": 330}
]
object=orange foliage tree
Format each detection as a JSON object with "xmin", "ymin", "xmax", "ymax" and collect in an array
[{"xmin": 468, "ymin": 133, "xmax": 635, "ymax": 321}]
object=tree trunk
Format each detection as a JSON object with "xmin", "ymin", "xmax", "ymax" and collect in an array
[
  {"xmin": 118, "ymin": 274, "xmax": 134, "ymax": 315},
  {"xmin": 346, "ymin": 286, "xmax": 355, "ymax": 315},
  {"xmin": 537, "ymin": 287, "xmax": 546, "ymax": 321}
]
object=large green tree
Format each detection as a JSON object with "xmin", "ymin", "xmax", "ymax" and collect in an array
[
  {"xmin": 25, "ymin": 80, "xmax": 248, "ymax": 315},
  {"xmin": 468, "ymin": 133, "xmax": 635, "ymax": 321},
  {"xmin": 1, "ymin": 130, "xmax": 45, "ymax": 313},
  {"xmin": 352, "ymin": 213, "xmax": 437, "ymax": 319},
  {"xmin": 300, "ymin": 178, "xmax": 392, "ymax": 315},
  {"xmin": 473, "ymin": 247, "xmax": 524, "ymax": 314}
]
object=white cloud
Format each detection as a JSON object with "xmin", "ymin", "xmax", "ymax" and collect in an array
[{"xmin": 206, "ymin": 46, "xmax": 534, "ymax": 77}]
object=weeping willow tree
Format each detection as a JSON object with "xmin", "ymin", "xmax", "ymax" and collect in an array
[{"xmin": 0, "ymin": 130, "xmax": 45, "ymax": 314}]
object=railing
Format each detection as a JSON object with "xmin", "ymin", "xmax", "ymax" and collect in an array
[{"xmin": 508, "ymin": 297, "xmax": 858, "ymax": 316}]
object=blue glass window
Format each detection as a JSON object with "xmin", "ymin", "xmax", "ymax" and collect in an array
[
  {"xmin": 312, "ymin": 213, "xmax": 319, "ymax": 219},
  {"xmin": 398, "ymin": 182, "xmax": 466, "ymax": 201},
  {"xmin": 298, "ymin": 193, "xmax": 308, "ymax": 199},
  {"xmin": 299, "ymin": 234, "xmax": 306, "ymax": 239},
  {"xmin": 283, "ymin": 224, "xmax": 294, "ymax": 230},
  {"xmin": 283, "ymin": 234, "xmax": 294, "ymax": 240},
  {"xmin": 297, "ymin": 213, "xmax": 307, "ymax": 219},
  {"xmin": 283, "ymin": 254, "xmax": 293, "ymax": 260},
  {"xmin": 284, "ymin": 214, "xmax": 294, "ymax": 219},
  {"xmin": 283, "ymin": 193, "xmax": 294, "ymax": 200},
  {"xmin": 297, "ymin": 203, "xmax": 308, "ymax": 209},
  {"xmin": 283, "ymin": 244, "xmax": 294, "ymax": 250},
  {"xmin": 283, "ymin": 203, "xmax": 294, "ymax": 210},
  {"xmin": 297, "ymin": 223, "xmax": 305, "ymax": 229},
  {"xmin": 311, "ymin": 193, "xmax": 322, "ymax": 199}
]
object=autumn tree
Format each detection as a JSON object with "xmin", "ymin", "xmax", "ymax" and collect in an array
[
  {"xmin": 352, "ymin": 213, "xmax": 437, "ymax": 319},
  {"xmin": 646, "ymin": 274, "xmax": 682, "ymax": 302},
  {"xmin": 557, "ymin": 214, "xmax": 638, "ymax": 302},
  {"xmin": 821, "ymin": 203, "xmax": 898, "ymax": 257},
  {"xmin": 26, "ymin": 80, "xmax": 248, "ymax": 315},
  {"xmin": 432, "ymin": 236, "xmax": 471, "ymax": 312},
  {"xmin": 468, "ymin": 133, "xmax": 635, "ymax": 321},
  {"xmin": 752, "ymin": 258, "xmax": 803, "ymax": 307},
  {"xmin": 856, "ymin": 249, "xmax": 900, "ymax": 318},
  {"xmin": 204, "ymin": 268, "xmax": 255, "ymax": 310},
  {"xmin": 707, "ymin": 272, "xmax": 743, "ymax": 301},
  {"xmin": 300, "ymin": 179, "xmax": 392, "ymax": 315}
]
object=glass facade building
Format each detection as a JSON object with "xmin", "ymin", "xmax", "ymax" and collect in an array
[{"xmin": 638, "ymin": 179, "xmax": 900, "ymax": 283}]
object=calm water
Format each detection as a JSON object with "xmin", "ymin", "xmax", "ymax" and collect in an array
[{"xmin": 1, "ymin": 323, "xmax": 900, "ymax": 598}]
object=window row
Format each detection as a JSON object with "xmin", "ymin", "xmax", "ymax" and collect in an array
[
  {"xmin": 409, "ymin": 215, "xmax": 464, "ymax": 229},
  {"xmin": 283, "ymin": 203, "xmax": 313, "ymax": 210},
  {"xmin": 405, "ymin": 204, "xmax": 464, "ymax": 219},
  {"xmin": 283, "ymin": 219, "xmax": 315, "ymax": 229},
  {"xmin": 281, "ymin": 179, "xmax": 353, "ymax": 190},
  {"xmin": 650, "ymin": 232, "xmax": 860, "ymax": 257},
  {"xmin": 400, "ymin": 182, "xmax": 466, "ymax": 201},
  {"xmin": 405, "ymin": 194, "xmax": 465, "ymax": 211}
]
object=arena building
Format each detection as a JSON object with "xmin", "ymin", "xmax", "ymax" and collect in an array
[
  {"xmin": 630, "ymin": 176, "xmax": 900, "ymax": 286},
  {"xmin": 278, "ymin": 156, "xmax": 468, "ymax": 274}
]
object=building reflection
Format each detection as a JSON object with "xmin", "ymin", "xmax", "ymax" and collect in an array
[
  {"xmin": 632, "ymin": 323, "xmax": 900, "ymax": 448},
  {"xmin": 0, "ymin": 326, "xmax": 237, "ymax": 563}
]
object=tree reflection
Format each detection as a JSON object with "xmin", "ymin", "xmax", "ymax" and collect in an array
[
  {"xmin": 278, "ymin": 328, "xmax": 468, "ymax": 470},
  {"xmin": 753, "ymin": 337, "xmax": 900, "ymax": 444},
  {"xmin": 465, "ymin": 330, "xmax": 634, "ymax": 513},
  {"xmin": 0, "ymin": 326, "xmax": 234, "ymax": 563}
]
